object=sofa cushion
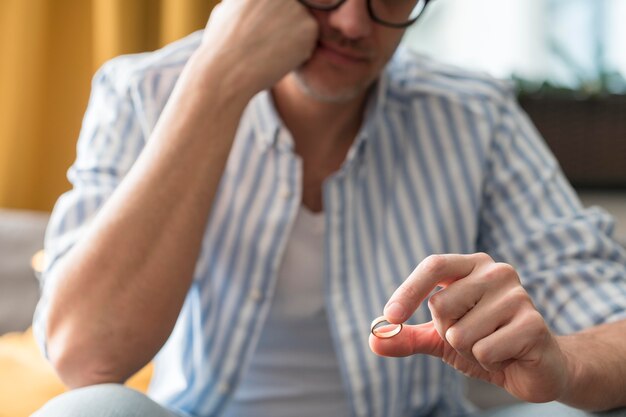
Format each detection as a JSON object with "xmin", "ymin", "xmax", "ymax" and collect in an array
[{"xmin": 0, "ymin": 209, "xmax": 49, "ymax": 334}]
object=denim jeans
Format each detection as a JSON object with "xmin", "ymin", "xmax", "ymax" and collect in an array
[
  {"xmin": 480, "ymin": 402, "xmax": 626, "ymax": 417},
  {"xmin": 31, "ymin": 384, "xmax": 178, "ymax": 417},
  {"xmin": 31, "ymin": 383, "xmax": 626, "ymax": 417}
]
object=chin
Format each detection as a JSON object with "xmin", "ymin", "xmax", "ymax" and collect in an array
[{"xmin": 292, "ymin": 62, "xmax": 375, "ymax": 103}]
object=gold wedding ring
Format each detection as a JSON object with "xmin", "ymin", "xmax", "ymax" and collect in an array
[{"xmin": 370, "ymin": 316, "xmax": 403, "ymax": 339}]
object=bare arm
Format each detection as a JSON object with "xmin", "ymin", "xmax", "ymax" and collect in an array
[
  {"xmin": 46, "ymin": 0, "xmax": 317, "ymax": 388},
  {"xmin": 556, "ymin": 319, "xmax": 626, "ymax": 411}
]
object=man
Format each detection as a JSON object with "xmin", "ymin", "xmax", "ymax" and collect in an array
[{"xmin": 33, "ymin": 0, "xmax": 626, "ymax": 416}]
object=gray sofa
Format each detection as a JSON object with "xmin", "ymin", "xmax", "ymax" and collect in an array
[{"xmin": 0, "ymin": 209, "xmax": 48, "ymax": 335}]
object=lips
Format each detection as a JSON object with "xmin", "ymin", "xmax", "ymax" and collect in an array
[{"xmin": 315, "ymin": 40, "xmax": 373, "ymax": 66}]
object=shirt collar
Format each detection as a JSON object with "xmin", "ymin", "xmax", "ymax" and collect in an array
[
  {"xmin": 340, "ymin": 71, "xmax": 388, "ymax": 169},
  {"xmin": 249, "ymin": 90, "xmax": 283, "ymax": 151}
]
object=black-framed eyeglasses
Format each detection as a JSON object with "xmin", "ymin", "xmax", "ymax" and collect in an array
[{"xmin": 298, "ymin": 0, "xmax": 432, "ymax": 28}]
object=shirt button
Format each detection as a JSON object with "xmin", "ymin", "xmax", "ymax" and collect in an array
[
  {"xmin": 249, "ymin": 288, "xmax": 263, "ymax": 302},
  {"xmin": 218, "ymin": 382, "xmax": 230, "ymax": 394},
  {"xmin": 279, "ymin": 186, "xmax": 292, "ymax": 200}
]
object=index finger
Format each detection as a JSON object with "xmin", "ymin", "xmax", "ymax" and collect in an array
[{"xmin": 383, "ymin": 253, "xmax": 489, "ymax": 323}]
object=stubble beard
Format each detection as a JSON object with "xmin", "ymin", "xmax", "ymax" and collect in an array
[
  {"xmin": 291, "ymin": 29, "xmax": 379, "ymax": 103},
  {"xmin": 292, "ymin": 66, "xmax": 373, "ymax": 103}
]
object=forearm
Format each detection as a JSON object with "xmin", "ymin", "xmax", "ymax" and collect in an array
[
  {"xmin": 46, "ymin": 50, "xmax": 254, "ymax": 388},
  {"xmin": 557, "ymin": 319, "xmax": 626, "ymax": 411}
]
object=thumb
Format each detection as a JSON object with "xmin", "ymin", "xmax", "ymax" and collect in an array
[{"xmin": 369, "ymin": 321, "xmax": 445, "ymax": 358}]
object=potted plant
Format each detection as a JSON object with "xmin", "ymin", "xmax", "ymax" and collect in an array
[
  {"xmin": 513, "ymin": 2, "xmax": 626, "ymax": 188},
  {"xmin": 516, "ymin": 78, "xmax": 626, "ymax": 188}
]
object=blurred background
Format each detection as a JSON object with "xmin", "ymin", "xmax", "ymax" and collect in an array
[
  {"xmin": 0, "ymin": 0, "xmax": 218, "ymax": 212},
  {"xmin": 407, "ymin": 0, "xmax": 626, "ymax": 190},
  {"xmin": 409, "ymin": 0, "xmax": 626, "ymax": 89}
]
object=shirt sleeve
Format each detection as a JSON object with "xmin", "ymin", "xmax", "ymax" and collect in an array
[
  {"xmin": 33, "ymin": 61, "xmax": 148, "ymax": 357},
  {"xmin": 477, "ymin": 92, "xmax": 626, "ymax": 335}
]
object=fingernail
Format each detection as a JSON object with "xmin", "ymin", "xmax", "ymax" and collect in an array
[{"xmin": 384, "ymin": 302, "xmax": 406, "ymax": 322}]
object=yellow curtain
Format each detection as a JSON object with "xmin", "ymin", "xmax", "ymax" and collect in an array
[{"xmin": 0, "ymin": 0, "xmax": 217, "ymax": 211}]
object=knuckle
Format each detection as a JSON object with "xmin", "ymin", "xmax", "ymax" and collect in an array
[
  {"xmin": 520, "ymin": 310, "xmax": 547, "ymax": 335},
  {"xmin": 479, "ymin": 262, "xmax": 517, "ymax": 285},
  {"xmin": 445, "ymin": 326, "xmax": 471, "ymax": 352},
  {"xmin": 494, "ymin": 262, "xmax": 517, "ymax": 278},
  {"xmin": 472, "ymin": 342, "xmax": 494, "ymax": 367},
  {"xmin": 427, "ymin": 291, "xmax": 449, "ymax": 316},
  {"xmin": 472, "ymin": 252, "xmax": 493, "ymax": 265},
  {"xmin": 499, "ymin": 286, "xmax": 532, "ymax": 311},
  {"xmin": 510, "ymin": 310, "xmax": 549, "ymax": 349},
  {"xmin": 477, "ymin": 266, "xmax": 500, "ymax": 285},
  {"xmin": 420, "ymin": 254, "xmax": 447, "ymax": 276}
]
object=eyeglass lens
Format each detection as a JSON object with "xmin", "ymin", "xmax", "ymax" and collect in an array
[
  {"xmin": 303, "ymin": 0, "xmax": 425, "ymax": 27},
  {"xmin": 372, "ymin": 0, "xmax": 423, "ymax": 26}
]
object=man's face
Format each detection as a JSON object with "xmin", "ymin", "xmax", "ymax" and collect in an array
[{"xmin": 293, "ymin": 0, "xmax": 407, "ymax": 102}]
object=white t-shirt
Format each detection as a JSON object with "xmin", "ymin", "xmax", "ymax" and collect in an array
[{"xmin": 222, "ymin": 206, "xmax": 351, "ymax": 417}]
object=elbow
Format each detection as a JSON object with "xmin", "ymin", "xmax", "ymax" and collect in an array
[{"xmin": 46, "ymin": 321, "xmax": 127, "ymax": 389}]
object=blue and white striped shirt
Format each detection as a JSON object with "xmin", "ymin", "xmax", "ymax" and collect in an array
[{"xmin": 35, "ymin": 31, "xmax": 626, "ymax": 417}]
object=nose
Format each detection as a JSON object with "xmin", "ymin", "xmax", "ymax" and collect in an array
[{"xmin": 327, "ymin": 0, "xmax": 372, "ymax": 39}]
